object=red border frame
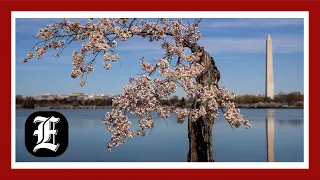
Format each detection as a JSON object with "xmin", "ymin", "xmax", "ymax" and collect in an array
[{"xmin": 2, "ymin": 0, "xmax": 317, "ymax": 179}]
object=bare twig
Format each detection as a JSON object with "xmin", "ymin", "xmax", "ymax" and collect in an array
[
  {"xmin": 163, "ymin": 118, "xmax": 168, "ymax": 127},
  {"xmin": 149, "ymin": 114, "xmax": 160, "ymax": 135},
  {"xmin": 219, "ymin": 107, "xmax": 234, "ymax": 131}
]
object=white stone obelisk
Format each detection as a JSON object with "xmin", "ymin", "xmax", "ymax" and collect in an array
[
  {"xmin": 266, "ymin": 34, "xmax": 274, "ymax": 100},
  {"xmin": 266, "ymin": 109, "xmax": 275, "ymax": 162}
]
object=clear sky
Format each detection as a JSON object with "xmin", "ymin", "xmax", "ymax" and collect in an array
[{"xmin": 15, "ymin": 18, "xmax": 304, "ymax": 97}]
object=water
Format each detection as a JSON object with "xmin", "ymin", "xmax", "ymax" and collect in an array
[{"xmin": 15, "ymin": 108, "xmax": 304, "ymax": 162}]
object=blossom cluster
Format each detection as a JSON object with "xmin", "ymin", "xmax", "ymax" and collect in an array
[
  {"xmin": 174, "ymin": 108, "xmax": 189, "ymax": 123},
  {"xmin": 140, "ymin": 62, "xmax": 156, "ymax": 73},
  {"xmin": 36, "ymin": 27, "xmax": 56, "ymax": 41},
  {"xmin": 35, "ymin": 45, "xmax": 49, "ymax": 59},
  {"xmin": 49, "ymin": 41, "xmax": 65, "ymax": 50},
  {"xmin": 101, "ymin": 109, "xmax": 135, "ymax": 152}
]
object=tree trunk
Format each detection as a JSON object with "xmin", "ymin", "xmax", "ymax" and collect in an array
[{"xmin": 187, "ymin": 43, "xmax": 220, "ymax": 162}]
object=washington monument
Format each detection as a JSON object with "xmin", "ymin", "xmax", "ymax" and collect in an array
[{"xmin": 266, "ymin": 34, "xmax": 274, "ymax": 100}]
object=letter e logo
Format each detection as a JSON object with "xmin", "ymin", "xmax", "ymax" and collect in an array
[{"xmin": 25, "ymin": 111, "xmax": 68, "ymax": 157}]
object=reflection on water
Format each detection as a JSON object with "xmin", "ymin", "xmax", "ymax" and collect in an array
[
  {"xmin": 15, "ymin": 108, "xmax": 304, "ymax": 162},
  {"xmin": 266, "ymin": 109, "xmax": 275, "ymax": 162},
  {"xmin": 278, "ymin": 120, "xmax": 304, "ymax": 127}
]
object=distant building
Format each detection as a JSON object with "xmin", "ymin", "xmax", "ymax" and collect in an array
[
  {"xmin": 94, "ymin": 94, "xmax": 110, "ymax": 100},
  {"xmin": 34, "ymin": 93, "xmax": 58, "ymax": 100},
  {"xmin": 83, "ymin": 94, "xmax": 94, "ymax": 100},
  {"xmin": 68, "ymin": 93, "xmax": 85, "ymax": 101},
  {"xmin": 57, "ymin": 94, "xmax": 69, "ymax": 100},
  {"xmin": 83, "ymin": 94, "xmax": 102, "ymax": 100}
]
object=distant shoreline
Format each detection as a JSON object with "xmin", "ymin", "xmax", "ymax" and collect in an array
[
  {"xmin": 16, "ymin": 92, "xmax": 304, "ymax": 110},
  {"xmin": 16, "ymin": 105, "xmax": 114, "ymax": 110}
]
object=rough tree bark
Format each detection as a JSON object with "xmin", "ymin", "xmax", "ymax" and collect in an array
[{"xmin": 187, "ymin": 43, "xmax": 220, "ymax": 162}]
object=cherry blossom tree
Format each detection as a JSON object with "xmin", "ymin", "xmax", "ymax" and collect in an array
[{"xmin": 24, "ymin": 18, "xmax": 251, "ymax": 162}]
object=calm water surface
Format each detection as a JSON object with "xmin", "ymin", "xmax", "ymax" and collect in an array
[{"xmin": 16, "ymin": 108, "xmax": 304, "ymax": 162}]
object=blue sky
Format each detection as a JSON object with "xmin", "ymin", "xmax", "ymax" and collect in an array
[{"xmin": 15, "ymin": 18, "xmax": 304, "ymax": 97}]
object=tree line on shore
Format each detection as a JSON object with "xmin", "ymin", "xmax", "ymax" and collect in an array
[
  {"xmin": 16, "ymin": 91, "xmax": 303, "ymax": 109},
  {"xmin": 234, "ymin": 91, "xmax": 303, "ymax": 108}
]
